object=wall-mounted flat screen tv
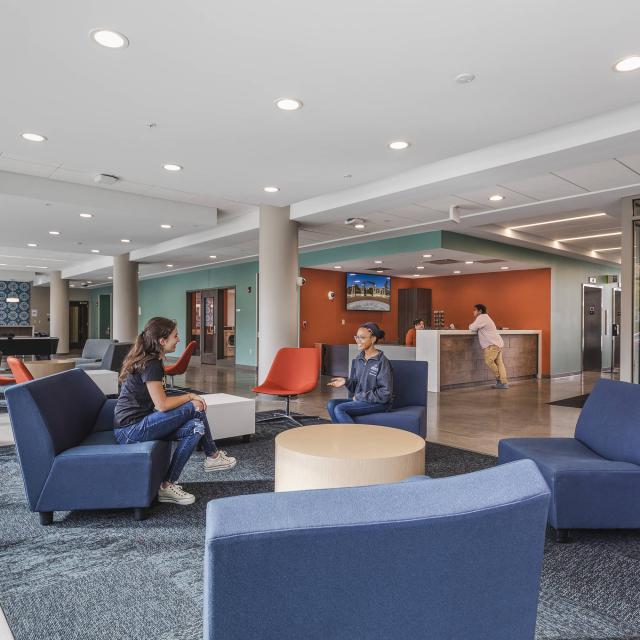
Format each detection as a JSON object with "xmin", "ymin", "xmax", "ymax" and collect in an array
[{"xmin": 346, "ymin": 273, "xmax": 391, "ymax": 311}]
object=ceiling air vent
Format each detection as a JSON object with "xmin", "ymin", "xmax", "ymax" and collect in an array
[
  {"xmin": 428, "ymin": 259, "xmax": 462, "ymax": 265},
  {"xmin": 476, "ymin": 259, "xmax": 506, "ymax": 264}
]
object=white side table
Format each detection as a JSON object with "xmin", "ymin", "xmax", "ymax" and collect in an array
[
  {"xmin": 85, "ymin": 369, "xmax": 119, "ymax": 396},
  {"xmin": 201, "ymin": 393, "xmax": 256, "ymax": 441}
]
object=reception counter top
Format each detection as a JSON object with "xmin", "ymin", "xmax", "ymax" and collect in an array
[{"xmin": 416, "ymin": 330, "xmax": 541, "ymax": 392}]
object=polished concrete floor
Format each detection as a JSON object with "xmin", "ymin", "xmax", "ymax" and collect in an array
[{"xmin": 0, "ymin": 362, "xmax": 603, "ymax": 455}]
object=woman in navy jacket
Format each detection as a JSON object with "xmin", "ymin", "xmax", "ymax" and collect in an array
[{"xmin": 326, "ymin": 322, "xmax": 393, "ymax": 423}]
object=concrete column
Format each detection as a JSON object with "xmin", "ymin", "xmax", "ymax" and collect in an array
[
  {"xmin": 49, "ymin": 270, "xmax": 69, "ymax": 353},
  {"xmin": 258, "ymin": 205, "xmax": 299, "ymax": 382},
  {"xmin": 113, "ymin": 253, "xmax": 139, "ymax": 343},
  {"xmin": 620, "ymin": 196, "xmax": 638, "ymax": 382}
]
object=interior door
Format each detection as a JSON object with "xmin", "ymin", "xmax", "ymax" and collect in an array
[
  {"xmin": 582, "ymin": 285, "xmax": 602, "ymax": 372},
  {"xmin": 612, "ymin": 288, "xmax": 621, "ymax": 377},
  {"xmin": 69, "ymin": 301, "xmax": 89, "ymax": 349},
  {"xmin": 99, "ymin": 294, "xmax": 111, "ymax": 339},
  {"xmin": 201, "ymin": 289, "xmax": 217, "ymax": 365}
]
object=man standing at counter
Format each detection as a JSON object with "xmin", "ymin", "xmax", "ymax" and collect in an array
[{"xmin": 469, "ymin": 304, "xmax": 509, "ymax": 389}]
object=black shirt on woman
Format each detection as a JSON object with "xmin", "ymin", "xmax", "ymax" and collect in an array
[{"xmin": 114, "ymin": 359, "xmax": 165, "ymax": 428}]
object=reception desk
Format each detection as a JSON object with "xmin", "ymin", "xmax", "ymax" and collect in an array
[{"xmin": 416, "ymin": 330, "xmax": 541, "ymax": 392}]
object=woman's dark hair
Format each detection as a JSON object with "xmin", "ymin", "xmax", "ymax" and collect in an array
[
  {"xmin": 119, "ymin": 316, "xmax": 177, "ymax": 382},
  {"xmin": 360, "ymin": 322, "xmax": 385, "ymax": 343},
  {"xmin": 413, "ymin": 318, "xmax": 424, "ymax": 327},
  {"xmin": 474, "ymin": 304, "xmax": 487, "ymax": 314}
]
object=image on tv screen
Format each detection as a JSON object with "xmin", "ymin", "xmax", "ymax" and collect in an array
[{"xmin": 346, "ymin": 273, "xmax": 391, "ymax": 311}]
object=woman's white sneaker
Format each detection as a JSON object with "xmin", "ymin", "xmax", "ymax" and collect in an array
[
  {"xmin": 158, "ymin": 483, "xmax": 196, "ymax": 505},
  {"xmin": 204, "ymin": 450, "xmax": 237, "ymax": 472}
]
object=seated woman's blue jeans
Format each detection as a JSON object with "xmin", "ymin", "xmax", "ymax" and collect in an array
[
  {"xmin": 114, "ymin": 403, "xmax": 218, "ymax": 483},
  {"xmin": 327, "ymin": 398, "xmax": 390, "ymax": 424}
]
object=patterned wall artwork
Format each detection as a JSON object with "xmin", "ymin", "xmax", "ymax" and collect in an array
[{"xmin": 0, "ymin": 281, "xmax": 31, "ymax": 326}]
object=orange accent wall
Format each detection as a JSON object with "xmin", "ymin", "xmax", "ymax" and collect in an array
[{"xmin": 299, "ymin": 267, "xmax": 551, "ymax": 374}]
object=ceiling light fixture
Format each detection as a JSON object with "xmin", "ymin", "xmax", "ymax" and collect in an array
[
  {"xmin": 90, "ymin": 29, "xmax": 129, "ymax": 49},
  {"xmin": 108, "ymin": 276, "xmax": 113, "ymax": 280},
  {"xmin": 163, "ymin": 164, "xmax": 183, "ymax": 172},
  {"xmin": 120, "ymin": 238, "xmax": 131, "ymax": 243},
  {"xmin": 417, "ymin": 266, "xmax": 425, "ymax": 270},
  {"xmin": 79, "ymin": 212, "xmax": 93, "ymax": 218},
  {"xmin": 593, "ymin": 247, "xmax": 622, "ymax": 252},
  {"xmin": 264, "ymin": 186, "xmax": 280, "ymax": 193},
  {"xmin": 501, "ymin": 266, "xmax": 510, "ymax": 270},
  {"xmin": 557, "ymin": 231, "xmax": 622, "ymax": 242},
  {"xmin": 614, "ymin": 55, "xmax": 640, "ymax": 72},
  {"xmin": 27, "ymin": 243, "xmax": 38, "ymax": 247},
  {"xmin": 354, "ymin": 223, "xmax": 365, "ymax": 230},
  {"xmin": 48, "ymin": 231, "xmax": 60, "ymax": 236},
  {"xmin": 166, "ymin": 264, "xmax": 173, "ymax": 268},
  {"xmin": 455, "ymin": 72, "xmax": 476, "ymax": 84},
  {"xmin": 334, "ymin": 265, "xmax": 342, "ymax": 269},
  {"xmin": 21, "ymin": 132, "xmax": 47, "ymax": 142},
  {"xmin": 209, "ymin": 255, "xmax": 217, "ymax": 259},
  {"xmin": 6, "ymin": 296, "xmax": 19, "ymax": 303},
  {"xmin": 422, "ymin": 254, "xmax": 432, "ymax": 258},
  {"xmin": 374, "ymin": 260, "xmax": 383, "ymax": 264},
  {"xmin": 376, "ymin": 270, "xmax": 384, "ymax": 273},
  {"xmin": 508, "ymin": 212, "xmax": 607, "ymax": 231},
  {"xmin": 465, "ymin": 261, "xmax": 474, "ymax": 264},
  {"xmin": 86, "ymin": 281, "xmax": 93, "ymax": 284},
  {"xmin": 453, "ymin": 270, "xmax": 461, "ymax": 274},
  {"xmin": 388, "ymin": 140, "xmax": 410, "ymax": 150},
  {"xmin": 160, "ymin": 224, "xmax": 172, "ymax": 229},
  {"xmin": 275, "ymin": 97, "xmax": 303, "ymax": 111},
  {"xmin": 489, "ymin": 194, "xmax": 504, "ymax": 202},
  {"xmin": 412, "ymin": 274, "xmax": 420, "ymax": 278},
  {"xmin": 91, "ymin": 249, "xmax": 100, "ymax": 253}
]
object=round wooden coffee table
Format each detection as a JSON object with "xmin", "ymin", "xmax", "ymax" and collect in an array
[{"xmin": 274, "ymin": 423, "xmax": 425, "ymax": 492}]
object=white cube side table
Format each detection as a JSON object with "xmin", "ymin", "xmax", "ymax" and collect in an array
[
  {"xmin": 201, "ymin": 393, "xmax": 256, "ymax": 441},
  {"xmin": 85, "ymin": 369, "xmax": 119, "ymax": 396}
]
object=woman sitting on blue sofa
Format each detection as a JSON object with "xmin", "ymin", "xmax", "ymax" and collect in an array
[
  {"xmin": 326, "ymin": 322, "xmax": 393, "ymax": 423},
  {"xmin": 114, "ymin": 316, "xmax": 237, "ymax": 506}
]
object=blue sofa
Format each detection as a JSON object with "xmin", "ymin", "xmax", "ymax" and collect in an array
[
  {"xmin": 204, "ymin": 460, "xmax": 550, "ymax": 640},
  {"xmin": 5, "ymin": 368, "xmax": 170, "ymax": 525},
  {"xmin": 499, "ymin": 378, "xmax": 640, "ymax": 540},
  {"xmin": 352, "ymin": 359, "xmax": 428, "ymax": 437}
]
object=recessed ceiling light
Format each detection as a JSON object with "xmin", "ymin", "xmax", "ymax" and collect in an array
[
  {"xmin": 376, "ymin": 270, "xmax": 384, "ymax": 273},
  {"xmin": 48, "ymin": 230, "xmax": 60, "ymax": 236},
  {"xmin": 500, "ymin": 266, "xmax": 510, "ymax": 270},
  {"xmin": 21, "ymin": 132, "xmax": 47, "ymax": 142},
  {"xmin": 70, "ymin": 284, "xmax": 75, "ymax": 288},
  {"xmin": 160, "ymin": 224, "xmax": 173, "ymax": 229},
  {"xmin": 465, "ymin": 261, "xmax": 474, "ymax": 264},
  {"xmin": 422, "ymin": 254, "xmax": 432, "ymax": 258},
  {"xmin": 91, "ymin": 249, "xmax": 100, "ymax": 253},
  {"xmin": 412, "ymin": 274, "xmax": 420, "ymax": 277},
  {"xmin": 120, "ymin": 238, "xmax": 131, "ymax": 243},
  {"xmin": 455, "ymin": 72, "xmax": 476, "ymax": 84},
  {"xmin": 594, "ymin": 247, "xmax": 622, "ymax": 252},
  {"xmin": 334, "ymin": 265, "xmax": 342, "ymax": 269},
  {"xmin": 0, "ymin": 263, "xmax": 6, "ymax": 266},
  {"xmin": 374, "ymin": 260, "xmax": 383, "ymax": 264},
  {"xmin": 614, "ymin": 56, "xmax": 640, "ymax": 72},
  {"xmin": 275, "ymin": 97, "xmax": 303, "ymax": 111},
  {"xmin": 24, "ymin": 265, "xmax": 47, "ymax": 269},
  {"xmin": 163, "ymin": 164, "xmax": 183, "ymax": 172},
  {"xmin": 108, "ymin": 276, "xmax": 113, "ymax": 280},
  {"xmin": 166, "ymin": 264, "xmax": 173, "ymax": 268},
  {"xmin": 417, "ymin": 266, "xmax": 425, "ymax": 270},
  {"xmin": 354, "ymin": 223, "xmax": 365, "ymax": 230},
  {"xmin": 27, "ymin": 243, "xmax": 38, "ymax": 247},
  {"xmin": 79, "ymin": 212, "xmax": 93, "ymax": 218},
  {"xmin": 508, "ymin": 212, "xmax": 606, "ymax": 231},
  {"xmin": 86, "ymin": 281, "xmax": 93, "ymax": 284},
  {"xmin": 489, "ymin": 194, "xmax": 504, "ymax": 202},
  {"xmin": 453, "ymin": 270, "xmax": 461, "ymax": 274},
  {"xmin": 557, "ymin": 231, "xmax": 622, "ymax": 242},
  {"xmin": 388, "ymin": 140, "xmax": 410, "ymax": 150},
  {"xmin": 90, "ymin": 29, "xmax": 129, "ymax": 49},
  {"xmin": 264, "ymin": 186, "xmax": 280, "ymax": 193},
  {"xmin": 209, "ymin": 255, "xmax": 217, "ymax": 259}
]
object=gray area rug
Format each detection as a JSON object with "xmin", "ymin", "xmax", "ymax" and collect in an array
[{"xmin": 1, "ymin": 416, "xmax": 640, "ymax": 640}]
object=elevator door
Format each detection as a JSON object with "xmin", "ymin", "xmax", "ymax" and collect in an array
[{"xmin": 582, "ymin": 285, "xmax": 602, "ymax": 372}]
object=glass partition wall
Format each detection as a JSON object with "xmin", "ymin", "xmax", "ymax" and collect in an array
[{"xmin": 633, "ymin": 199, "xmax": 640, "ymax": 382}]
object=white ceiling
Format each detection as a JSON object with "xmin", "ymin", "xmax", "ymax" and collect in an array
[{"xmin": 0, "ymin": 1, "xmax": 639, "ymax": 285}]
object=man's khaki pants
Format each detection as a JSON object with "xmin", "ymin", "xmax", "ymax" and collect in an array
[{"xmin": 483, "ymin": 345, "xmax": 508, "ymax": 384}]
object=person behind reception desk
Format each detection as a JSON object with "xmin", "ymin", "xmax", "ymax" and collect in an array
[
  {"xmin": 469, "ymin": 304, "xmax": 509, "ymax": 389},
  {"xmin": 404, "ymin": 318, "xmax": 425, "ymax": 346},
  {"xmin": 326, "ymin": 322, "xmax": 393, "ymax": 423}
]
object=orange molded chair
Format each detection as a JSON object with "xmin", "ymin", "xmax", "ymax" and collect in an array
[
  {"xmin": 7, "ymin": 357, "xmax": 34, "ymax": 384},
  {"xmin": 252, "ymin": 347, "xmax": 320, "ymax": 426},
  {"xmin": 164, "ymin": 340, "xmax": 197, "ymax": 388}
]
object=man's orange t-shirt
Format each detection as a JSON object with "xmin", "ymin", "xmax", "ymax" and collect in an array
[{"xmin": 405, "ymin": 327, "xmax": 416, "ymax": 346}]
